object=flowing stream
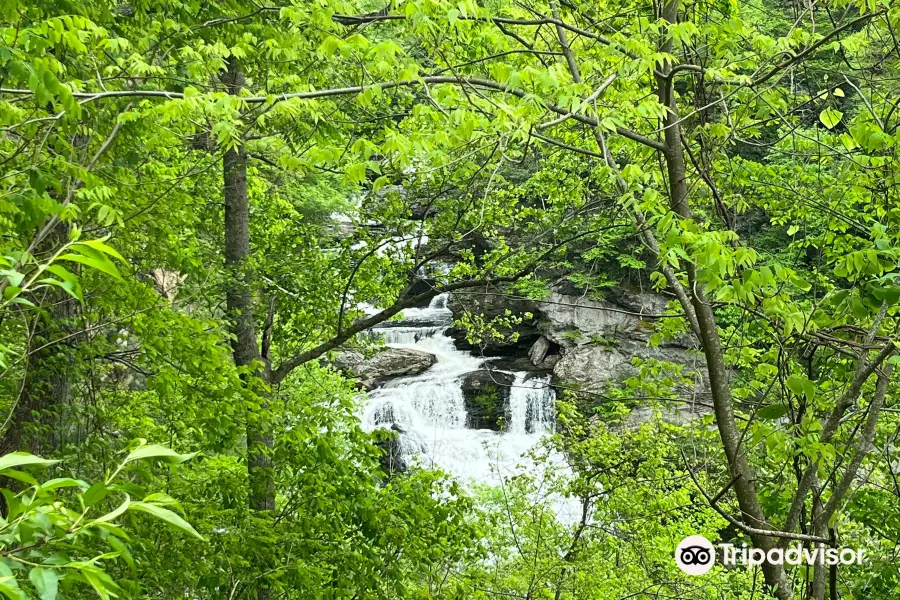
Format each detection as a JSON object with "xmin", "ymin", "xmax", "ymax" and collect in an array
[{"xmin": 360, "ymin": 294, "xmax": 559, "ymax": 484}]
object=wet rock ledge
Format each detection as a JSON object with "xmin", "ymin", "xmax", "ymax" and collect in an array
[{"xmin": 332, "ymin": 347, "xmax": 437, "ymax": 390}]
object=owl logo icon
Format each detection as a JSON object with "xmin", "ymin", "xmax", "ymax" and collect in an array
[{"xmin": 676, "ymin": 535, "xmax": 715, "ymax": 575}]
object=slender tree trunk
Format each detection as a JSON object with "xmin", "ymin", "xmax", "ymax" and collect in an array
[
  {"xmin": 810, "ymin": 496, "xmax": 827, "ymax": 600},
  {"xmin": 222, "ymin": 56, "xmax": 274, "ymax": 600},
  {"xmin": 224, "ymin": 135, "xmax": 274, "ymax": 509},
  {"xmin": 1, "ymin": 229, "xmax": 76, "ymax": 457},
  {"xmin": 1, "ymin": 306, "xmax": 73, "ymax": 456},
  {"xmin": 653, "ymin": 0, "xmax": 792, "ymax": 596}
]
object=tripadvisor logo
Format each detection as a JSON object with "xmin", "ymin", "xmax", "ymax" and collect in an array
[
  {"xmin": 676, "ymin": 535, "xmax": 716, "ymax": 575},
  {"xmin": 675, "ymin": 535, "xmax": 867, "ymax": 576}
]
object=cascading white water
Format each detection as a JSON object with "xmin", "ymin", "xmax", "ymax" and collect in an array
[
  {"xmin": 360, "ymin": 294, "xmax": 561, "ymax": 486},
  {"xmin": 507, "ymin": 373, "xmax": 555, "ymax": 435},
  {"xmin": 429, "ymin": 294, "xmax": 448, "ymax": 310},
  {"xmin": 374, "ymin": 326, "xmax": 444, "ymax": 345}
]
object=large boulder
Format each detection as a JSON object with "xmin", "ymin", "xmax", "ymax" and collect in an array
[
  {"xmin": 528, "ymin": 336, "xmax": 551, "ymax": 365},
  {"xmin": 553, "ymin": 346, "xmax": 633, "ymax": 392},
  {"xmin": 458, "ymin": 370, "xmax": 515, "ymax": 430},
  {"xmin": 333, "ymin": 347, "xmax": 436, "ymax": 384}
]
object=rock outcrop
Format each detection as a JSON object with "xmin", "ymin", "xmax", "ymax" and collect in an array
[
  {"xmin": 537, "ymin": 289, "xmax": 667, "ymax": 347},
  {"xmin": 458, "ymin": 370, "xmax": 515, "ymax": 430},
  {"xmin": 553, "ymin": 345, "xmax": 634, "ymax": 390},
  {"xmin": 446, "ymin": 290, "xmax": 541, "ymax": 355},
  {"xmin": 553, "ymin": 339, "xmax": 705, "ymax": 393},
  {"xmin": 373, "ymin": 424, "xmax": 408, "ymax": 475},
  {"xmin": 446, "ymin": 284, "xmax": 709, "ymax": 418},
  {"xmin": 528, "ymin": 336, "xmax": 551, "ymax": 365},
  {"xmin": 333, "ymin": 347, "xmax": 437, "ymax": 385}
]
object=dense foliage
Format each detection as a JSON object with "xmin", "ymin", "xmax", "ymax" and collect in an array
[{"xmin": 3, "ymin": 0, "xmax": 900, "ymax": 598}]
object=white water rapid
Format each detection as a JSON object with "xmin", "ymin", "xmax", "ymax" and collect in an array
[{"xmin": 360, "ymin": 294, "xmax": 560, "ymax": 485}]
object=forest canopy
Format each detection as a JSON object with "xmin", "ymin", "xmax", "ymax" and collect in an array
[{"xmin": 2, "ymin": 0, "xmax": 900, "ymax": 598}]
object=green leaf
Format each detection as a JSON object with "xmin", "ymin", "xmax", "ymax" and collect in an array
[
  {"xmin": 123, "ymin": 444, "xmax": 197, "ymax": 465},
  {"xmin": 28, "ymin": 568, "xmax": 58, "ymax": 600},
  {"xmin": 819, "ymin": 108, "xmax": 843, "ymax": 129},
  {"xmin": 1, "ymin": 469, "xmax": 39, "ymax": 487},
  {"xmin": 39, "ymin": 266, "xmax": 82, "ymax": 299},
  {"xmin": 90, "ymin": 495, "xmax": 130, "ymax": 525},
  {"xmin": 790, "ymin": 274, "xmax": 812, "ymax": 292},
  {"xmin": 141, "ymin": 492, "xmax": 179, "ymax": 506},
  {"xmin": 0, "ymin": 452, "xmax": 59, "ymax": 473},
  {"xmin": 872, "ymin": 285, "xmax": 900, "ymax": 305},
  {"xmin": 786, "ymin": 375, "xmax": 806, "ymax": 396},
  {"xmin": 2, "ymin": 286, "xmax": 22, "ymax": 301},
  {"xmin": 786, "ymin": 375, "xmax": 815, "ymax": 401},
  {"xmin": 82, "ymin": 482, "xmax": 110, "ymax": 506},
  {"xmin": 849, "ymin": 296, "xmax": 868, "ymax": 319},
  {"xmin": 73, "ymin": 239, "xmax": 125, "ymax": 262},
  {"xmin": 0, "ymin": 564, "xmax": 26, "ymax": 600},
  {"xmin": 829, "ymin": 289, "xmax": 850, "ymax": 306},
  {"xmin": 0, "ymin": 270, "xmax": 24, "ymax": 288},
  {"xmin": 77, "ymin": 565, "xmax": 121, "ymax": 600},
  {"xmin": 58, "ymin": 253, "xmax": 121, "ymax": 280},
  {"xmin": 0, "ymin": 577, "xmax": 27, "ymax": 600},
  {"xmin": 7, "ymin": 296, "xmax": 35, "ymax": 307},
  {"xmin": 758, "ymin": 403, "xmax": 789, "ymax": 420},
  {"xmin": 45, "ymin": 264, "xmax": 77, "ymax": 282},
  {"xmin": 39, "ymin": 478, "xmax": 89, "ymax": 492},
  {"xmin": 105, "ymin": 536, "xmax": 135, "ymax": 573},
  {"xmin": 129, "ymin": 502, "xmax": 205, "ymax": 541}
]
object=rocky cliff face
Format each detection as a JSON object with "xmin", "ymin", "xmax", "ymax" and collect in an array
[
  {"xmin": 448, "ymin": 284, "xmax": 710, "ymax": 421},
  {"xmin": 538, "ymin": 290, "xmax": 665, "ymax": 346},
  {"xmin": 553, "ymin": 339, "xmax": 704, "ymax": 393}
]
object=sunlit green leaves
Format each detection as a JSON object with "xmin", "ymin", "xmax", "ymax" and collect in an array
[
  {"xmin": 819, "ymin": 108, "xmax": 844, "ymax": 129},
  {"xmin": 0, "ymin": 452, "xmax": 58, "ymax": 473},
  {"xmin": 757, "ymin": 402, "xmax": 789, "ymax": 419},
  {"xmin": 123, "ymin": 442, "xmax": 198, "ymax": 466},
  {"xmin": 786, "ymin": 374, "xmax": 816, "ymax": 402},
  {"xmin": 0, "ymin": 449, "xmax": 200, "ymax": 599},
  {"xmin": 58, "ymin": 240, "xmax": 124, "ymax": 280}
]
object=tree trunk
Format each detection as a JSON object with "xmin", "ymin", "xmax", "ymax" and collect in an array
[
  {"xmin": 1, "ymin": 306, "xmax": 74, "ymax": 457},
  {"xmin": 222, "ymin": 56, "xmax": 274, "ymax": 600},
  {"xmin": 1, "ymin": 229, "xmax": 76, "ymax": 457},
  {"xmin": 653, "ymin": 0, "xmax": 792, "ymax": 596}
]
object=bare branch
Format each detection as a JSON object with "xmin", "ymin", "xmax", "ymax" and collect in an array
[{"xmin": 682, "ymin": 451, "xmax": 831, "ymax": 544}]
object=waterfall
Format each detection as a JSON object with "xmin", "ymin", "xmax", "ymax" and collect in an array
[
  {"xmin": 362, "ymin": 328, "xmax": 479, "ymax": 433},
  {"xmin": 507, "ymin": 373, "xmax": 555, "ymax": 435},
  {"xmin": 428, "ymin": 294, "xmax": 449, "ymax": 309},
  {"xmin": 359, "ymin": 292, "xmax": 562, "ymax": 486},
  {"xmin": 373, "ymin": 326, "xmax": 443, "ymax": 345}
]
